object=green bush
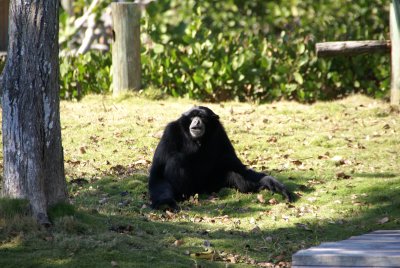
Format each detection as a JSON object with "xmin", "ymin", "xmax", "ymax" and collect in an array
[
  {"xmin": 59, "ymin": 0, "xmax": 390, "ymax": 102},
  {"xmin": 140, "ymin": 0, "xmax": 390, "ymax": 102},
  {"xmin": 60, "ymin": 51, "xmax": 112, "ymax": 100}
]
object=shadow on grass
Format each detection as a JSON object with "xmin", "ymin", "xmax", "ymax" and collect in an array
[{"xmin": 1, "ymin": 171, "xmax": 399, "ymax": 267}]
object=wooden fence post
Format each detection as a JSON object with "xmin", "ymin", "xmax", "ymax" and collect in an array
[
  {"xmin": 390, "ymin": 0, "xmax": 400, "ymax": 107},
  {"xmin": 111, "ymin": 3, "xmax": 141, "ymax": 95}
]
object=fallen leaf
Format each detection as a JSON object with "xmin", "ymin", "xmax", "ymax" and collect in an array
[
  {"xmin": 113, "ymin": 131, "xmax": 123, "ymax": 138},
  {"xmin": 120, "ymin": 191, "xmax": 129, "ymax": 196},
  {"xmin": 109, "ymin": 224, "xmax": 133, "ymax": 233},
  {"xmin": 174, "ymin": 239, "xmax": 184, "ymax": 247},
  {"xmin": 249, "ymin": 217, "xmax": 256, "ymax": 224},
  {"xmin": 273, "ymin": 254, "xmax": 285, "ymax": 262},
  {"xmin": 79, "ymin": 146, "xmax": 86, "ymax": 154},
  {"xmin": 207, "ymin": 195, "xmax": 219, "ymax": 203},
  {"xmin": 89, "ymin": 135, "xmax": 100, "ymax": 143},
  {"xmin": 227, "ymin": 256, "xmax": 236, "ymax": 263},
  {"xmin": 118, "ymin": 200, "xmax": 130, "ymax": 207},
  {"xmin": 190, "ymin": 250, "xmax": 220, "ymax": 261},
  {"xmin": 69, "ymin": 178, "xmax": 88, "ymax": 185},
  {"xmin": 133, "ymin": 159, "xmax": 149, "ymax": 165},
  {"xmin": 203, "ymin": 240, "xmax": 211, "ymax": 248},
  {"xmin": 257, "ymin": 194, "xmax": 265, "ymax": 204},
  {"xmin": 332, "ymin": 155, "xmax": 345, "ymax": 166},
  {"xmin": 378, "ymin": 217, "xmax": 389, "ymax": 224},
  {"xmin": 66, "ymin": 159, "xmax": 81, "ymax": 166},
  {"xmin": 268, "ymin": 198, "xmax": 278, "ymax": 205},
  {"xmin": 165, "ymin": 210, "xmax": 175, "ymax": 219},
  {"xmin": 291, "ymin": 160, "xmax": 303, "ymax": 166},
  {"xmin": 263, "ymin": 236, "xmax": 273, "ymax": 242},
  {"xmin": 251, "ymin": 226, "xmax": 261, "ymax": 233},
  {"xmin": 99, "ymin": 197, "xmax": 108, "ymax": 205},
  {"xmin": 257, "ymin": 262, "xmax": 275, "ymax": 267},
  {"xmin": 336, "ymin": 172, "xmax": 351, "ymax": 180},
  {"xmin": 356, "ymin": 143, "xmax": 366, "ymax": 149},
  {"xmin": 298, "ymin": 184, "xmax": 308, "ymax": 191},
  {"xmin": 44, "ymin": 236, "xmax": 53, "ymax": 241},
  {"xmin": 307, "ymin": 197, "xmax": 317, "ymax": 202},
  {"xmin": 189, "ymin": 194, "xmax": 199, "ymax": 205},
  {"xmin": 296, "ymin": 223, "xmax": 311, "ymax": 231}
]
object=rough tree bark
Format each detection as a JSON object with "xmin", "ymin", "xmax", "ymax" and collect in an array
[{"xmin": 1, "ymin": 0, "xmax": 67, "ymax": 225}]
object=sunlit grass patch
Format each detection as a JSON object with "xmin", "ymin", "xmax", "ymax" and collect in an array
[{"xmin": 0, "ymin": 94, "xmax": 399, "ymax": 267}]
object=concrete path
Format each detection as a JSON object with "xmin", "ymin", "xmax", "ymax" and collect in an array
[{"xmin": 292, "ymin": 230, "xmax": 400, "ymax": 267}]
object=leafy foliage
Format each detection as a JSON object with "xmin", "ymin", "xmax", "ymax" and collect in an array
[
  {"xmin": 58, "ymin": 0, "xmax": 390, "ymax": 102},
  {"xmin": 60, "ymin": 51, "xmax": 111, "ymax": 100},
  {"xmin": 141, "ymin": 0, "xmax": 390, "ymax": 102}
]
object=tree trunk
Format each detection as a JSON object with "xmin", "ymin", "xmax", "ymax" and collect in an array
[{"xmin": 1, "ymin": 0, "xmax": 67, "ymax": 225}]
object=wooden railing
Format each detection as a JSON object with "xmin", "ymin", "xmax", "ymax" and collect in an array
[{"xmin": 316, "ymin": 0, "xmax": 400, "ymax": 107}]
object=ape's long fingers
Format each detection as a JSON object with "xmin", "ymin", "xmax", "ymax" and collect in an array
[{"xmin": 260, "ymin": 176, "xmax": 294, "ymax": 202}]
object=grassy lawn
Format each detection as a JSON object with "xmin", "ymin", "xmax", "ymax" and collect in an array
[{"xmin": 0, "ymin": 94, "xmax": 399, "ymax": 267}]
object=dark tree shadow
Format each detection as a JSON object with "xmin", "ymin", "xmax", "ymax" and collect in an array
[{"xmin": 1, "ymin": 170, "xmax": 399, "ymax": 267}]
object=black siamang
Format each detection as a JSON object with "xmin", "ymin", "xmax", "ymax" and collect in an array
[{"xmin": 149, "ymin": 106, "xmax": 293, "ymax": 209}]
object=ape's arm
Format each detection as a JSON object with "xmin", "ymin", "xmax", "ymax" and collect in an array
[
  {"xmin": 148, "ymin": 123, "xmax": 180, "ymax": 209},
  {"xmin": 222, "ymin": 140, "xmax": 294, "ymax": 202}
]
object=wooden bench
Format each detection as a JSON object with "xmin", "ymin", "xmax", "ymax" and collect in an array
[{"xmin": 292, "ymin": 230, "xmax": 400, "ymax": 267}]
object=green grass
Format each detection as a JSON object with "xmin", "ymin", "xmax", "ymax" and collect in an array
[{"xmin": 1, "ymin": 94, "xmax": 399, "ymax": 267}]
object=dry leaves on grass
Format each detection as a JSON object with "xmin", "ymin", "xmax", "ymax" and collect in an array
[
  {"xmin": 336, "ymin": 172, "xmax": 352, "ymax": 180},
  {"xmin": 108, "ymin": 160, "xmax": 151, "ymax": 176},
  {"xmin": 189, "ymin": 249, "xmax": 259, "ymax": 266},
  {"xmin": 173, "ymin": 239, "xmax": 184, "ymax": 247},
  {"xmin": 331, "ymin": 155, "xmax": 352, "ymax": 166},
  {"xmin": 257, "ymin": 194, "xmax": 266, "ymax": 204}
]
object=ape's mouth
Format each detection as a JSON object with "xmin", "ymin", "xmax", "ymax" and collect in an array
[
  {"xmin": 190, "ymin": 126, "xmax": 202, "ymax": 131},
  {"xmin": 190, "ymin": 127, "xmax": 205, "ymax": 137}
]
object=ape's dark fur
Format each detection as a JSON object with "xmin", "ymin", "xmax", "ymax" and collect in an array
[{"xmin": 149, "ymin": 106, "xmax": 293, "ymax": 209}]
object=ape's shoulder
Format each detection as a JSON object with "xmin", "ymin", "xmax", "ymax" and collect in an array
[
  {"xmin": 161, "ymin": 120, "xmax": 184, "ymax": 140},
  {"xmin": 155, "ymin": 120, "xmax": 187, "ymax": 152}
]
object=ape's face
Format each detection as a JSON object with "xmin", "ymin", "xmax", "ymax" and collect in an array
[
  {"xmin": 189, "ymin": 116, "xmax": 205, "ymax": 138},
  {"xmin": 182, "ymin": 106, "xmax": 219, "ymax": 139}
]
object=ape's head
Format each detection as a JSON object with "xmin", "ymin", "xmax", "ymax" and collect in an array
[{"xmin": 182, "ymin": 106, "xmax": 220, "ymax": 139}]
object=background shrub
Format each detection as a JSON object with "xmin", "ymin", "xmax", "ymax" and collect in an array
[
  {"xmin": 140, "ymin": 0, "xmax": 390, "ymax": 102},
  {"xmin": 58, "ymin": 0, "xmax": 390, "ymax": 102},
  {"xmin": 60, "ymin": 51, "xmax": 111, "ymax": 100}
]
